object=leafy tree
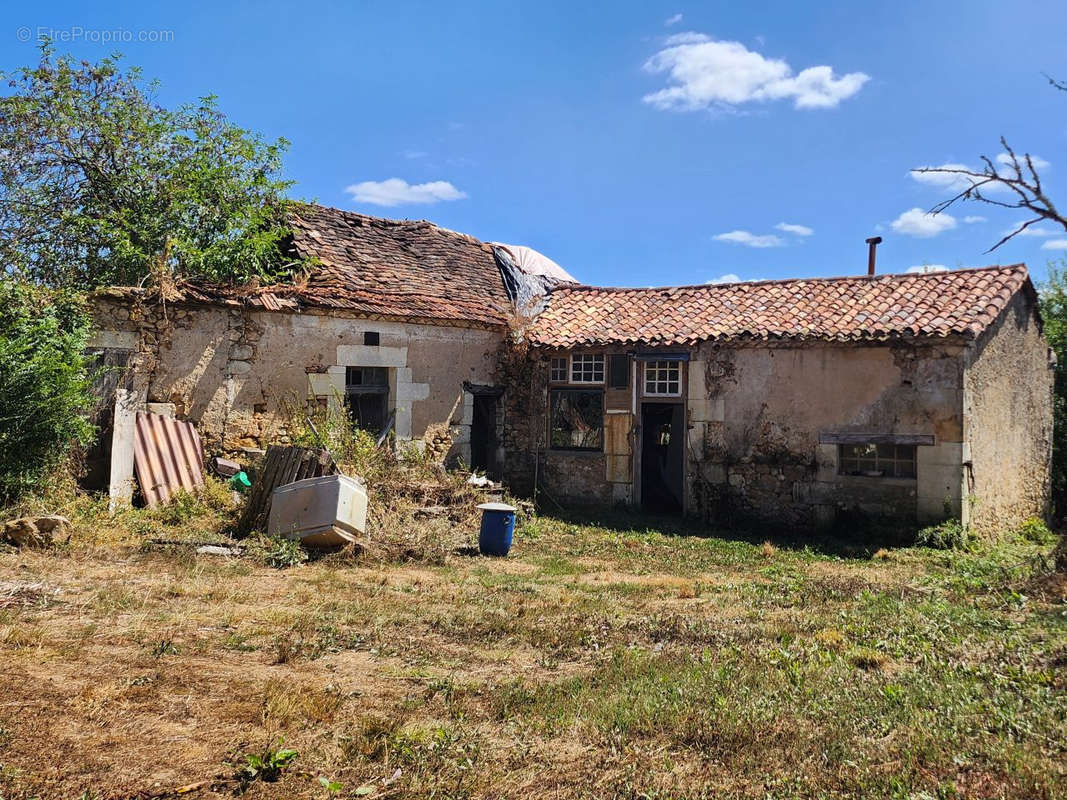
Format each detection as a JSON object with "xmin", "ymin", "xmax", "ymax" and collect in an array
[
  {"xmin": 0, "ymin": 43, "xmax": 295, "ymax": 289},
  {"xmin": 0, "ymin": 279, "xmax": 94, "ymax": 502},
  {"xmin": 1040, "ymin": 262, "xmax": 1067, "ymax": 514}
]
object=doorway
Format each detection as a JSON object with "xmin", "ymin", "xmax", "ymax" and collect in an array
[
  {"xmin": 470, "ymin": 394, "xmax": 498, "ymax": 478},
  {"xmin": 640, "ymin": 402, "xmax": 684, "ymax": 512}
]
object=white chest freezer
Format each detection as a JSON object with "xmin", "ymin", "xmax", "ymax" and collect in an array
[{"xmin": 267, "ymin": 473, "xmax": 367, "ymax": 548}]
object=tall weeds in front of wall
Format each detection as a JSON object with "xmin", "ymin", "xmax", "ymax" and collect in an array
[
  {"xmin": 2, "ymin": 401, "xmax": 493, "ymax": 563},
  {"xmin": 280, "ymin": 401, "xmax": 489, "ymax": 563},
  {"xmin": 0, "ymin": 458, "xmax": 240, "ymax": 549}
]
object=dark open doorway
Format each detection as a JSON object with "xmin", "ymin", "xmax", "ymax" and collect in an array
[
  {"xmin": 640, "ymin": 402, "xmax": 684, "ymax": 512},
  {"xmin": 470, "ymin": 394, "xmax": 498, "ymax": 478}
]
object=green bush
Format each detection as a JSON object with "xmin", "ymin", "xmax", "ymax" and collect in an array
[
  {"xmin": 251, "ymin": 535, "xmax": 308, "ymax": 569},
  {"xmin": 1017, "ymin": 516, "xmax": 1056, "ymax": 544},
  {"xmin": 0, "ymin": 280, "xmax": 94, "ymax": 502},
  {"xmin": 915, "ymin": 519, "xmax": 971, "ymax": 550}
]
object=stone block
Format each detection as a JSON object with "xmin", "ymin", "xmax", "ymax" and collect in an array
[
  {"xmin": 87, "ymin": 329, "xmax": 138, "ymax": 350},
  {"xmin": 917, "ymin": 442, "xmax": 964, "ymax": 521},
  {"xmin": 145, "ymin": 403, "xmax": 176, "ymax": 418},
  {"xmin": 3, "ymin": 515, "xmax": 69, "ymax": 548},
  {"xmin": 336, "ymin": 344, "xmax": 407, "ymax": 368}
]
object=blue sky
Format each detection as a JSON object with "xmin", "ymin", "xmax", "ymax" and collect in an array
[{"xmin": 4, "ymin": 0, "xmax": 1066, "ymax": 286}]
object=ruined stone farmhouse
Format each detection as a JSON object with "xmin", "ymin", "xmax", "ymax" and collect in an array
[
  {"xmin": 91, "ymin": 204, "xmax": 1053, "ymax": 532},
  {"xmin": 508, "ymin": 268, "xmax": 1052, "ymax": 535}
]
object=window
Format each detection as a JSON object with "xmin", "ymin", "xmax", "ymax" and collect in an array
[
  {"xmin": 345, "ymin": 366, "xmax": 389, "ymax": 433},
  {"xmin": 549, "ymin": 389, "xmax": 603, "ymax": 451},
  {"xmin": 363, "ymin": 331, "xmax": 380, "ymax": 346},
  {"xmin": 838, "ymin": 443, "xmax": 917, "ymax": 479},
  {"xmin": 550, "ymin": 357, "xmax": 568, "ymax": 383},
  {"xmin": 609, "ymin": 354, "xmax": 630, "ymax": 389},
  {"xmin": 570, "ymin": 353, "xmax": 604, "ymax": 383},
  {"xmin": 644, "ymin": 360, "xmax": 681, "ymax": 396}
]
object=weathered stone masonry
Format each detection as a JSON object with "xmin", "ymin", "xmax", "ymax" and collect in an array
[
  {"xmin": 504, "ymin": 265, "xmax": 1054, "ymax": 532},
  {"xmin": 90, "ymin": 293, "xmax": 503, "ymax": 463}
]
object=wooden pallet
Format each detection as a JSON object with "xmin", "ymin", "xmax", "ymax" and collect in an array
[{"xmin": 236, "ymin": 445, "xmax": 335, "ymax": 536}]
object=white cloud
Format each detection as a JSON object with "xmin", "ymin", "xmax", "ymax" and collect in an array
[
  {"xmin": 713, "ymin": 230, "xmax": 785, "ymax": 248},
  {"xmin": 642, "ymin": 33, "xmax": 869, "ymax": 112},
  {"xmin": 401, "ymin": 150, "xmax": 428, "ymax": 160},
  {"xmin": 906, "ymin": 264, "xmax": 948, "ymax": 274},
  {"xmin": 996, "ymin": 152, "xmax": 1050, "ymax": 170},
  {"xmin": 909, "ymin": 164, "xmax": 988, "ymax": 193},
  {"xmin": 707, "ymin": 273, "xmax": 741, "ymax": 284},
  {"xmin": 963, "ymin": 215, "xmax": 987, "ymax": 224},
  {"xmin": 344, "ymin": 178, "xmax": 467, "ymax": 207},
  {"xmin": 1042, "ymin": 240, "xmax": 1067, "ymax": 251},
  {"xmin": 775, "ymin": 222, "xmax": 813, "ymax": 236},
  {"xmin": 664, "ymin": 13, "xmax": 683, "ymax": 26},
  {"xmin": 890, "ymin": 208, "xmax": 957, "ymax": 238}
]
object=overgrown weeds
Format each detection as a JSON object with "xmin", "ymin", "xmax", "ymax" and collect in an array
[
  {"xmin": 916, "ymin": 519, "xmax": 971, "ymax": 550},
  {"xmin": 0, "ymin": 510, "xmax": 1063, "ymax": 799},
  {"xmin": 236, "ymin": 740, "xmax": 298, "ymax": 789}
]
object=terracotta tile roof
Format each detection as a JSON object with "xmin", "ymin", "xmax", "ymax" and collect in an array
[
  {"xmin": 528, "ymin": 265, "xmax": 1032, "ymax": 348},
  {"xmin": 113, "ymin": 204, "xmax": 513, "ymax": 327}
]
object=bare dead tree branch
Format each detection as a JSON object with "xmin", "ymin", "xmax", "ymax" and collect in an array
[
  {"xmin": 1043, "ymin": 72, "xmax": 1067, "ymax": 92},
  {"xmin": 912, "ymin": 78, "xmax": 1065, "ymax": 252}
]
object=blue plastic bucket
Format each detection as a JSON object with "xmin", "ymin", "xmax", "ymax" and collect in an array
[{"xmin": 477, "ymin": 502, "xmax": 516, "ymax": 556}]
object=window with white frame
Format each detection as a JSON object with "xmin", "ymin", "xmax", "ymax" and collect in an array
[
  {"xmin": 549, "ymin": 357, "xmax": 568, "ymax": 382},
  {"xmin": 644, "ymin": 360, "xmax": 681, "ymax": 396},
  {"xmin": 570, "ymin": 353, "xmax": 604, "ymax": 383}
]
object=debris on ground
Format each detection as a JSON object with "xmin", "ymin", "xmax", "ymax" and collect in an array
[
  {"xmin": 237, "ymin": 444, "xmax": 335, "ymax": 535},
  {"xmin": 209, "ymin": 456, "xmax": 242, "ymax": 478},
  {"xmin": 268, "ymin": 473, "xmax": 368, "ymax": 548},
  {"xmin": 1, "ymin": 514, "xmax": 70, "ymax": 548},
  {"xmin": 195, "ymin": 544, "xmax": 244, "ymax": 557},
  {"xmin": 0, "ymin": 580, "xmax": 60, "ymax": 608}
]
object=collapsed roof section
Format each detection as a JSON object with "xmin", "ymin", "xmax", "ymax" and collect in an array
[
  {"xmin": 99, "ymin": 204, "xmax": 578, "ymax": 329},
  {"xmin": 491, "ymin": 242, "xmax": 578, "ymax": 316}
]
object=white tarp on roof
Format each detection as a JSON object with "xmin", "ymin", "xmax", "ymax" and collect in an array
[{"xmin": 491, "ymin": 243, "xmax": 577, "ymax": 284}]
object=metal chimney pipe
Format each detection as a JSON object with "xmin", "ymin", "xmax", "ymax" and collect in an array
[{"xmin": 865, "ymin": 236, "xmax": 882, "ymax": 276}]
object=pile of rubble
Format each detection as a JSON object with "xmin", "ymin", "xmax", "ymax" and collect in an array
[
  {"xmin": 424, "ymin": 429, "xmax": 453, "ymax": 461},
  {"xmin": 2, "ymin": 515, "xmax": 70, "ymax": 549}
]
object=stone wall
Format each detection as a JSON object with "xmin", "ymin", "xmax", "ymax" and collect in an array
[
  {"xmin": 503, "ymin": 339, "xmax": 975, "ymax": 529},
  {"xmin": 689, "ymin": 339, "xmax": 969, "ymax": 528},
  {"xmin": 90, "ymin": 295, "xmax": 503, "ymax": 461},
  {"xmin": 963, "ymin": 289, "xmax": 1053, "ymax": 535}
]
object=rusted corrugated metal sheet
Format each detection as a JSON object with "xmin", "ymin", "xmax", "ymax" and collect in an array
[{"xmin": 133, "ymin": 412, "xmax": 205, "ymax": 507}]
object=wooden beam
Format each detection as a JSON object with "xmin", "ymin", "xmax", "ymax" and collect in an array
[{"xmin": 818, "ymin": 432, "xmax": 935, "ymax": 446}]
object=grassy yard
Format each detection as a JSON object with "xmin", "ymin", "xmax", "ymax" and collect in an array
[{"xmin": 0, "ymin": 502, "xmax": 1064, "ymax": 799}]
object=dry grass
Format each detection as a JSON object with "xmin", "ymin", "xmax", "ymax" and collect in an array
[{"xmin": 0, "ymin": 501, "xmax": 1063, "ymax": 799}]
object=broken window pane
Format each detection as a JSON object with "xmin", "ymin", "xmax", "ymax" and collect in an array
[
  {"xmin": 838, "ymin": 442, "xmax": 917, "ymax": 478},
  {"xmin": 346, "ymin": 366, "xmax": 390, "ymax": 433},
  {"xmin": 346, "ymin": 366, "xmax": 387, "ymax": 386},
  {"xmin": 549, "ymin": 389, "xmax": 604, "ymax": 451}
]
